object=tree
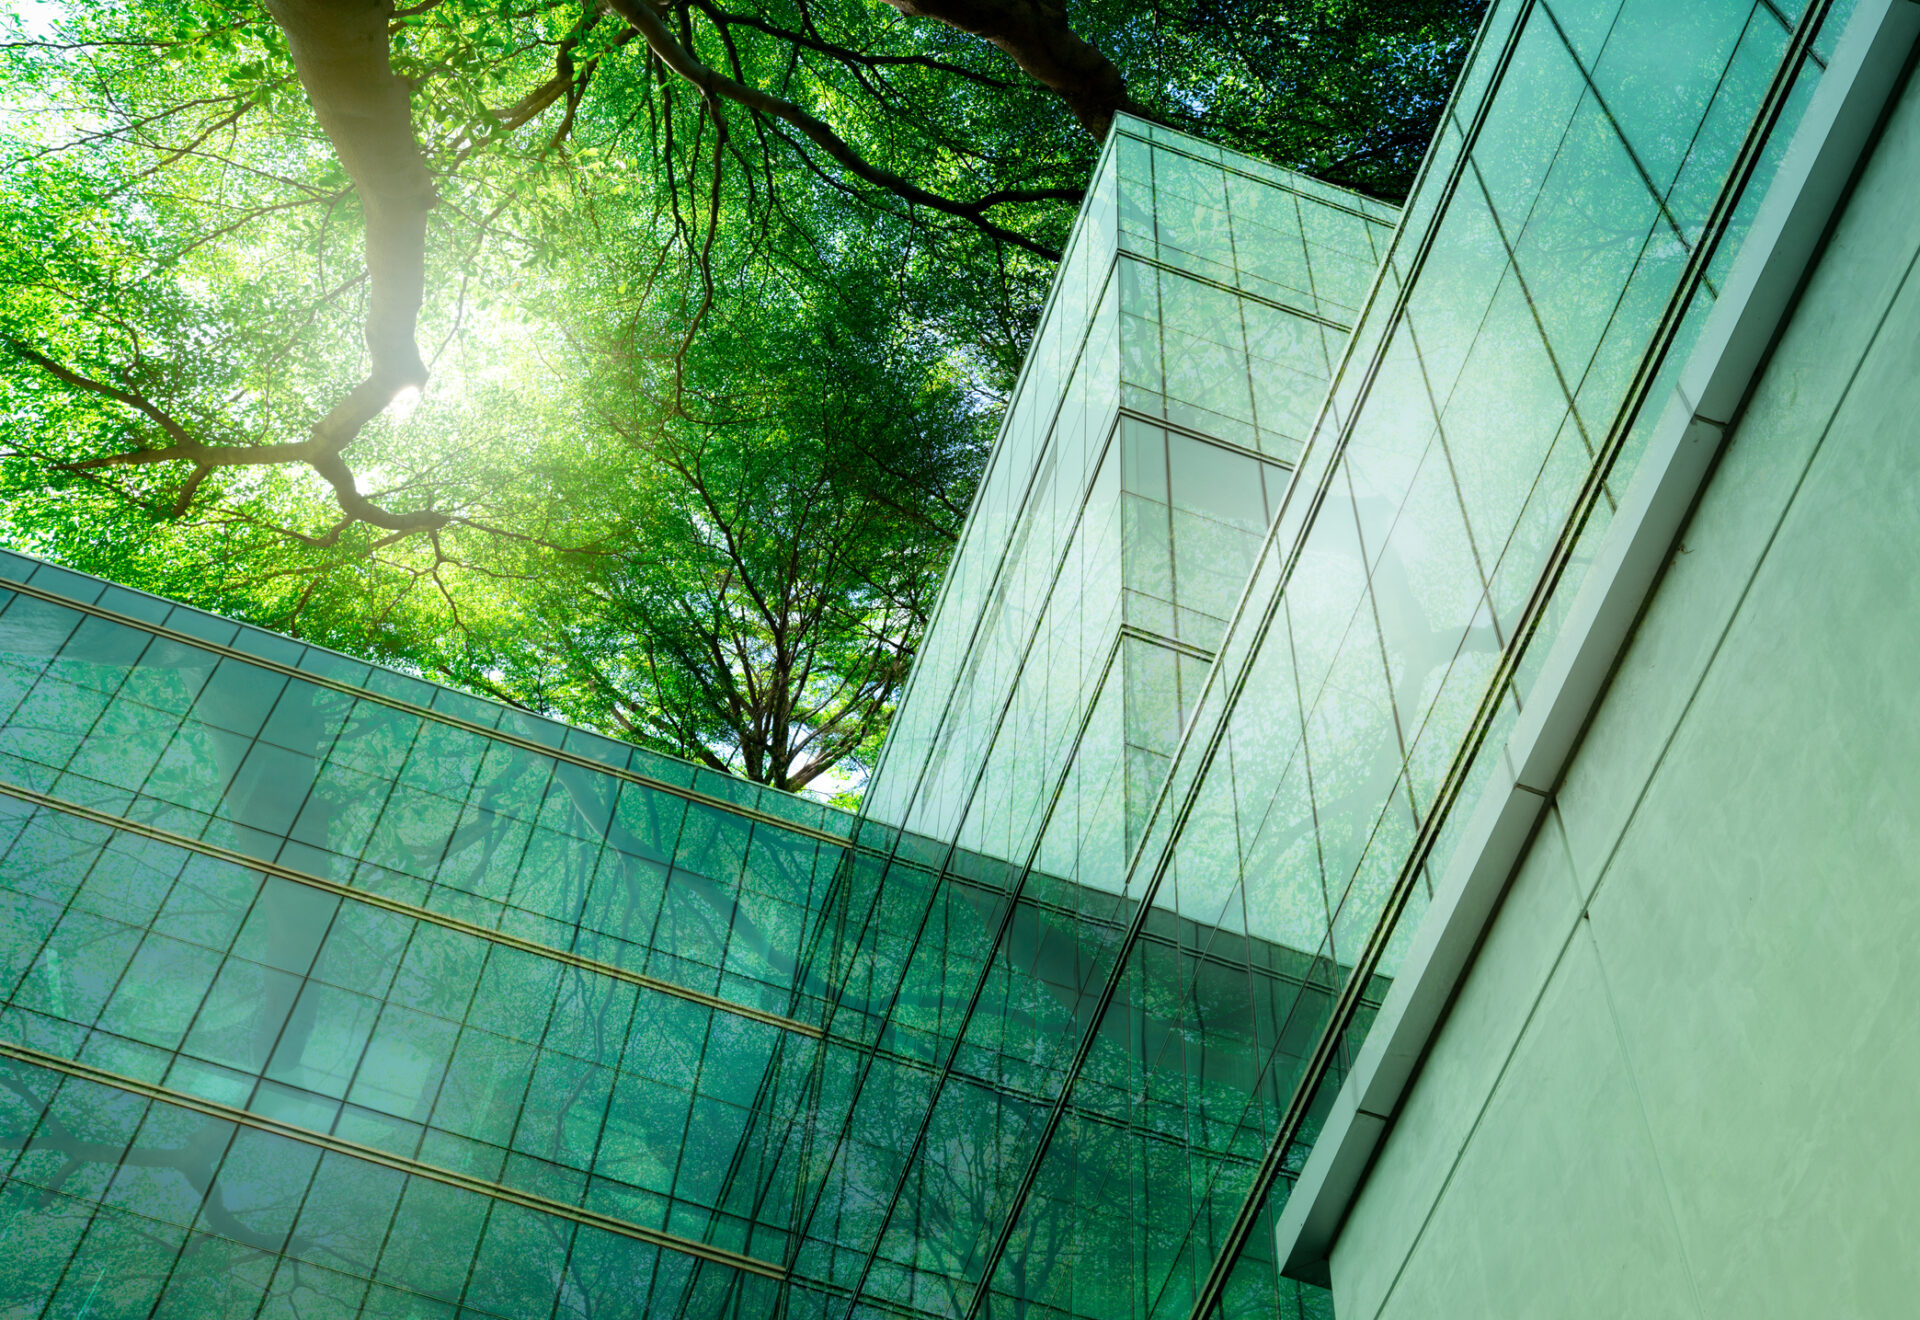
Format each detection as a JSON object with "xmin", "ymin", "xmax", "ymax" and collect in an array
[
  {"xmin": 0, "ymin": 0, "xmax": 1484, "ymax": 794},
  {"xmin": 480, "ymin": 276, "xmax": 978, "ymax": 792}
]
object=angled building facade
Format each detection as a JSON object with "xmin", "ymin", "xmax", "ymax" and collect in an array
[{"xmin": 4, "ymin": 0, "xmax": 1920, "ymax": 1316}]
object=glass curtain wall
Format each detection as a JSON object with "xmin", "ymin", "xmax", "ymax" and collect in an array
[
  {"xmin": 0, "ymin": 553, "xmax": 1346, "ymax": 1320},
  {"xmin": 770, "ymin": 124, "xmax": 1395, "ymax": 1320},
  {"xmin": 942, "ymin": 1, "xmax": 1861, "ymax": 1319},
  {"xmin": 0, "ymin": 552, "xmax": 865, "ymax": 1319},
  {"xmin": 0, "ymin": 0, "xmax": 1856, "ymax": 1313},
  {"xmin": 865, "ymin": 117, "xmax": 1395, "ymax": 844}
]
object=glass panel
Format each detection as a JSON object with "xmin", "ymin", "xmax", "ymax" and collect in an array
[{"xmin": 0, "ymin": 7, "xmax": 1839, "ymax": 1311}]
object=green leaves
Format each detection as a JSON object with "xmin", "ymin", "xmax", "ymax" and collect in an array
[{"xmin": 0, "ymin": 0, "xmax": 1478, "ymax": 795}]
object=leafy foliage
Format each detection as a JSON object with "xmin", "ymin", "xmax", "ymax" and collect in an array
[{"xmin": 0, "ymin": 0, "xmax": 1481, "ymax": 797}]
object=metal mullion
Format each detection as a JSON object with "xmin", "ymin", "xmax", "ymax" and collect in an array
[
  {"xmin": 0, "ymin": 576, "xmax": 849, "ymax": 850},
  {"xmin": 1115, "ymin": 405, "xmax": 1299, "ymax": 470},
  {"xmin": 339, "ymin": 999, "xmax": 441, "ymax": 1314},
  {"xmin": 2, "ymin": 512, "xmax": 797, "ymax": 1320},
  {"xmin": 1124, "ymin": 124, "xmax": 1395, "ymax": 224},
  {"xmin": 926, "ymin": 868, "xmax": 1335, "ymax": 996},
  {"xmin": 860, "ymin": 596, "xmax": 1290, "ymax": 1312},
  {"xmin": 240, "ymin": 676, "xmax": 425, "ymax": 1136},
  {"xmin": 1392, "ymin": 298, "xmax": 1575, "ymax": 783},
  {"xmin": 697, "ymin": 816, "xmax": 758, "ymax": 1052},
  {"xmin": 493, "ymin": 914, "xmax": 602, "ymax": 1187},
  {"xmin": 271, "ymin": 1124, "xmax": 384, "ymax": 1309},
  {"xmin": 674, "ymin": 838, "xmax": 850, "ymax": 1295},
  {"xmin": 367, "ymin": 899, "xmax": 495, "ymax": 1174},
  {"xmin": 770, "ymin": 252, "xmax": 1129, "ymax": 1130},
  {"xmin": 1222, "ymin": 164, "xmax": 1264, "ymax": 461},
  {"xmin": 1153, "ymin": 144, "xmax": 1174, "ymax": 457},
  {"xmin": 10, "ymin": 1074, "xmax": 157, "ymax": 1317},
  {"xmin": 0, "ymin": 586, "xmax": 166, "ymax": 969},
  {"xmin": 1347, "ymin": 451, "xmax": 1424, "ymax": 785},
  {"xmin": 1141, "ymin": 786, "xmax": 1422, "ymax": 1320},
  {"xmin": 876, "ymin": 249, "xmax": 1121, "ymax": 840},
  {"xmin": 1181, "ymin": 4, "xmax": 1837, "ymax": 1314},
  {"xmin": 1167, "ymin": 114, "xmax": 1503, "ymax": 785},
  {"xmin": 0, "ymin": 795, "xmax": 158, "ymax": 1311},
  {"xmin": 775, "ymin": 408, "xmax": 1132, "ymax": 1286},
  {"xmin": 1283, "ymin": 0, "xmax": 1535, "ymax": 537},
  {"xmin": 1258, "ymin": 482, "xmax": 1404, "ymax": 800},
  {"xmin": 657, "ymin": 976, "xmax": 731, "ymax": 1313},
  {"xmin": 1386, "ymin": 101, "xmax": 1580, "ymax": 466},
  {"xmin": 140, "ymin": 1100, "xmax": 258, "ymax": 1311},
  {"xmin": 716, "ymin": 851, "xmax": 1052, "ymax": 1308},
  {"xmin": 1479, "ymin": 136, "xmax": 1720, "ymax": 588},
  {"xmin": 829, "ymin": 463, "xmax": 1295, "ymax": 1312},
  {"xmin": 6, "ymin": 811, "xmax": 194, "ymax": 1059},
  {"xmin": 1530, "ymin": 7, "xmax": 1779, "ymax": 451},
  {"xmin": 152, "ymin": 778, "xmax": 464, "ymax": 1278},
  {"xmin": 0, "ymin": 1039, "xmax": 787, "ymax": 1281},
  {"xmin": 451, "ymin": 1196, "xmax": 507, "ymax": 1317},
  {"xmin": 636, "ymin": 788, "xmax": 697, "ymax": 1003},
  {"xmin": 1121, "ymin": 251, "xmax": 1356, "ymax": 334},
  {"xmin": 1126, "ymin": 819, "xmax": 1259, "ymax": 1164},
  {"xmin": 230, "ymin": 876, "xmax": 352, "ymax": 1115},
  {"xmin": 265, "ymin": 653, "xmax": 430, "ymax": 905},
  {"xmin": 1292, "ymin": 190, "xmax": 1323, "ymax": 324},
  {"xmin": 830, "ymin": 624, "xmax": 1137, "ymax": 1312},
  {"xmin": 1157, "ymin": 0, "xmax": 1551, "ymax": 915},
  {"xmin": 424, "ymin": 751, "xmax": 547, "ymax": 940},
  {"xmin": 562, "ymin": 963, "xmax": 645, "ymax": 1186},
  {"xmin": 18, "ymin": 597, "xmax": 155, "ymax": 806},
  {"xmin": 1533, "ymin": 0, "xmax": 1737, "ymax": 262},
  {"xmin": 858, "ymin": 162, "xmax": 1127, "ymax": 818},
  {"xmin": 1116, "ymin": 624, "xmax": 1215, "ymax": 666},
  {"xmin": 1454, "ymin": 154, "xmax": 1604, "ymax": 473},
  {"xmin": 1128, "ymin": 791, "xmax": 1343, "ymax": 1183},
  {"xmin": 532, "ymin": 1210, "xmax": 584, "ymax": 1320},
  {"xmin": 1471, "ymin": 0, "xmax": 1738, "ymax": 422},
  {"xmin": 694, "ymin": 991, "xmax": 838, "ymax": 1320},
  {"xmin": 1160, "ymin": 373, "xmax": 1185, "ymax": 640},
  {"xmin": 1550, "ymin": 217, "xmax": 1679, "ymax": 469}
]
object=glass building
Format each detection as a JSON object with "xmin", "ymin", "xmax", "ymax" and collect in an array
[{"xmin": 2, "ymin": 0, "xmax": 1908, "ymax": 1316}]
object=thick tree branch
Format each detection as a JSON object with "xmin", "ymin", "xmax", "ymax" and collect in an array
[
  {"xmin": 7, "ymin": 0, "xmax": 452, "ymax": 537},
  {"xmin": 7, "ymin": 341, "xmax": 447, "ymax": 534},
  {"xmin": 6, "ymin": 342, "xmax": 194, "ymax": 447},
  {"xmin": 491, "ymin": 15, "xmax": 641, "ymax": 144},
  {"xmin": 689, "ymin": 2, "xmax": 1020, "ymax": 90},
  {"xmin": 263, "ymin": 0, "xmax": 436, "ymax": 436},
  {"xmin": 872, "ymin": 0, "xmax": 1144, "ymax": 139}
]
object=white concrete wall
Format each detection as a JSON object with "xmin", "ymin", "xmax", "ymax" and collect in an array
[{"xmin": 1328, "ymin": 59, "xmax": 1920, "ymax": 1320}]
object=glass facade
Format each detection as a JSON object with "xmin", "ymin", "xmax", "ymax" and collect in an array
[
  {"xmin": 0, "ymin": 555, "xmax": 859, "ymax": 1318},
  {"xmin": 867, "ymin": 116, "xmax": 1395, "ymax": 853},
  {"xmin": 933, "ymin": 1, "xmax": 1855, "ymax": 1317},
  {"xmin": 0, "ymin": 0, "xmax": 1863, "ymax": 1316}
]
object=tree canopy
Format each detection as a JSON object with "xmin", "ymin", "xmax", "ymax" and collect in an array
[{"xmin": 0, "ymin": 0, "xmax": 1482, "ymax": 798}]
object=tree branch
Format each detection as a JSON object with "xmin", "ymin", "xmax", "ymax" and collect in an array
[
  {"xmin": 262, "ymin": 0, "xmax": 437, "ymax": 439},
  {"xmin": 872, "ymin": 0, "xmax": 1145, "ymax": 139},
  {"xmin": 7, "ymin": 341, "xmax": 448, "ymax": 534},
  {"xmin": 6, "ymin": 0, "xmax": 453, "ymax": 537},
  {"xmin": 604, "ymin": 0, "xmax": 1064, "ymax": 260},
  {"xmin": 689, "ymin": 1, "xmax": 1020, "ymax": 90}
]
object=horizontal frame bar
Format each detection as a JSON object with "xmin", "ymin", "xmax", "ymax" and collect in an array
[
  {"xmin": 0, "ymin": 779, "xmax": 825, "ymax": 1040},
  {"xmin": 0, "ymin": 1038, "xmax": 787, "ymax": 1280},
  {"xmin": 0, "ymin": 573, "xmax": 849, "ymax": 849}
]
